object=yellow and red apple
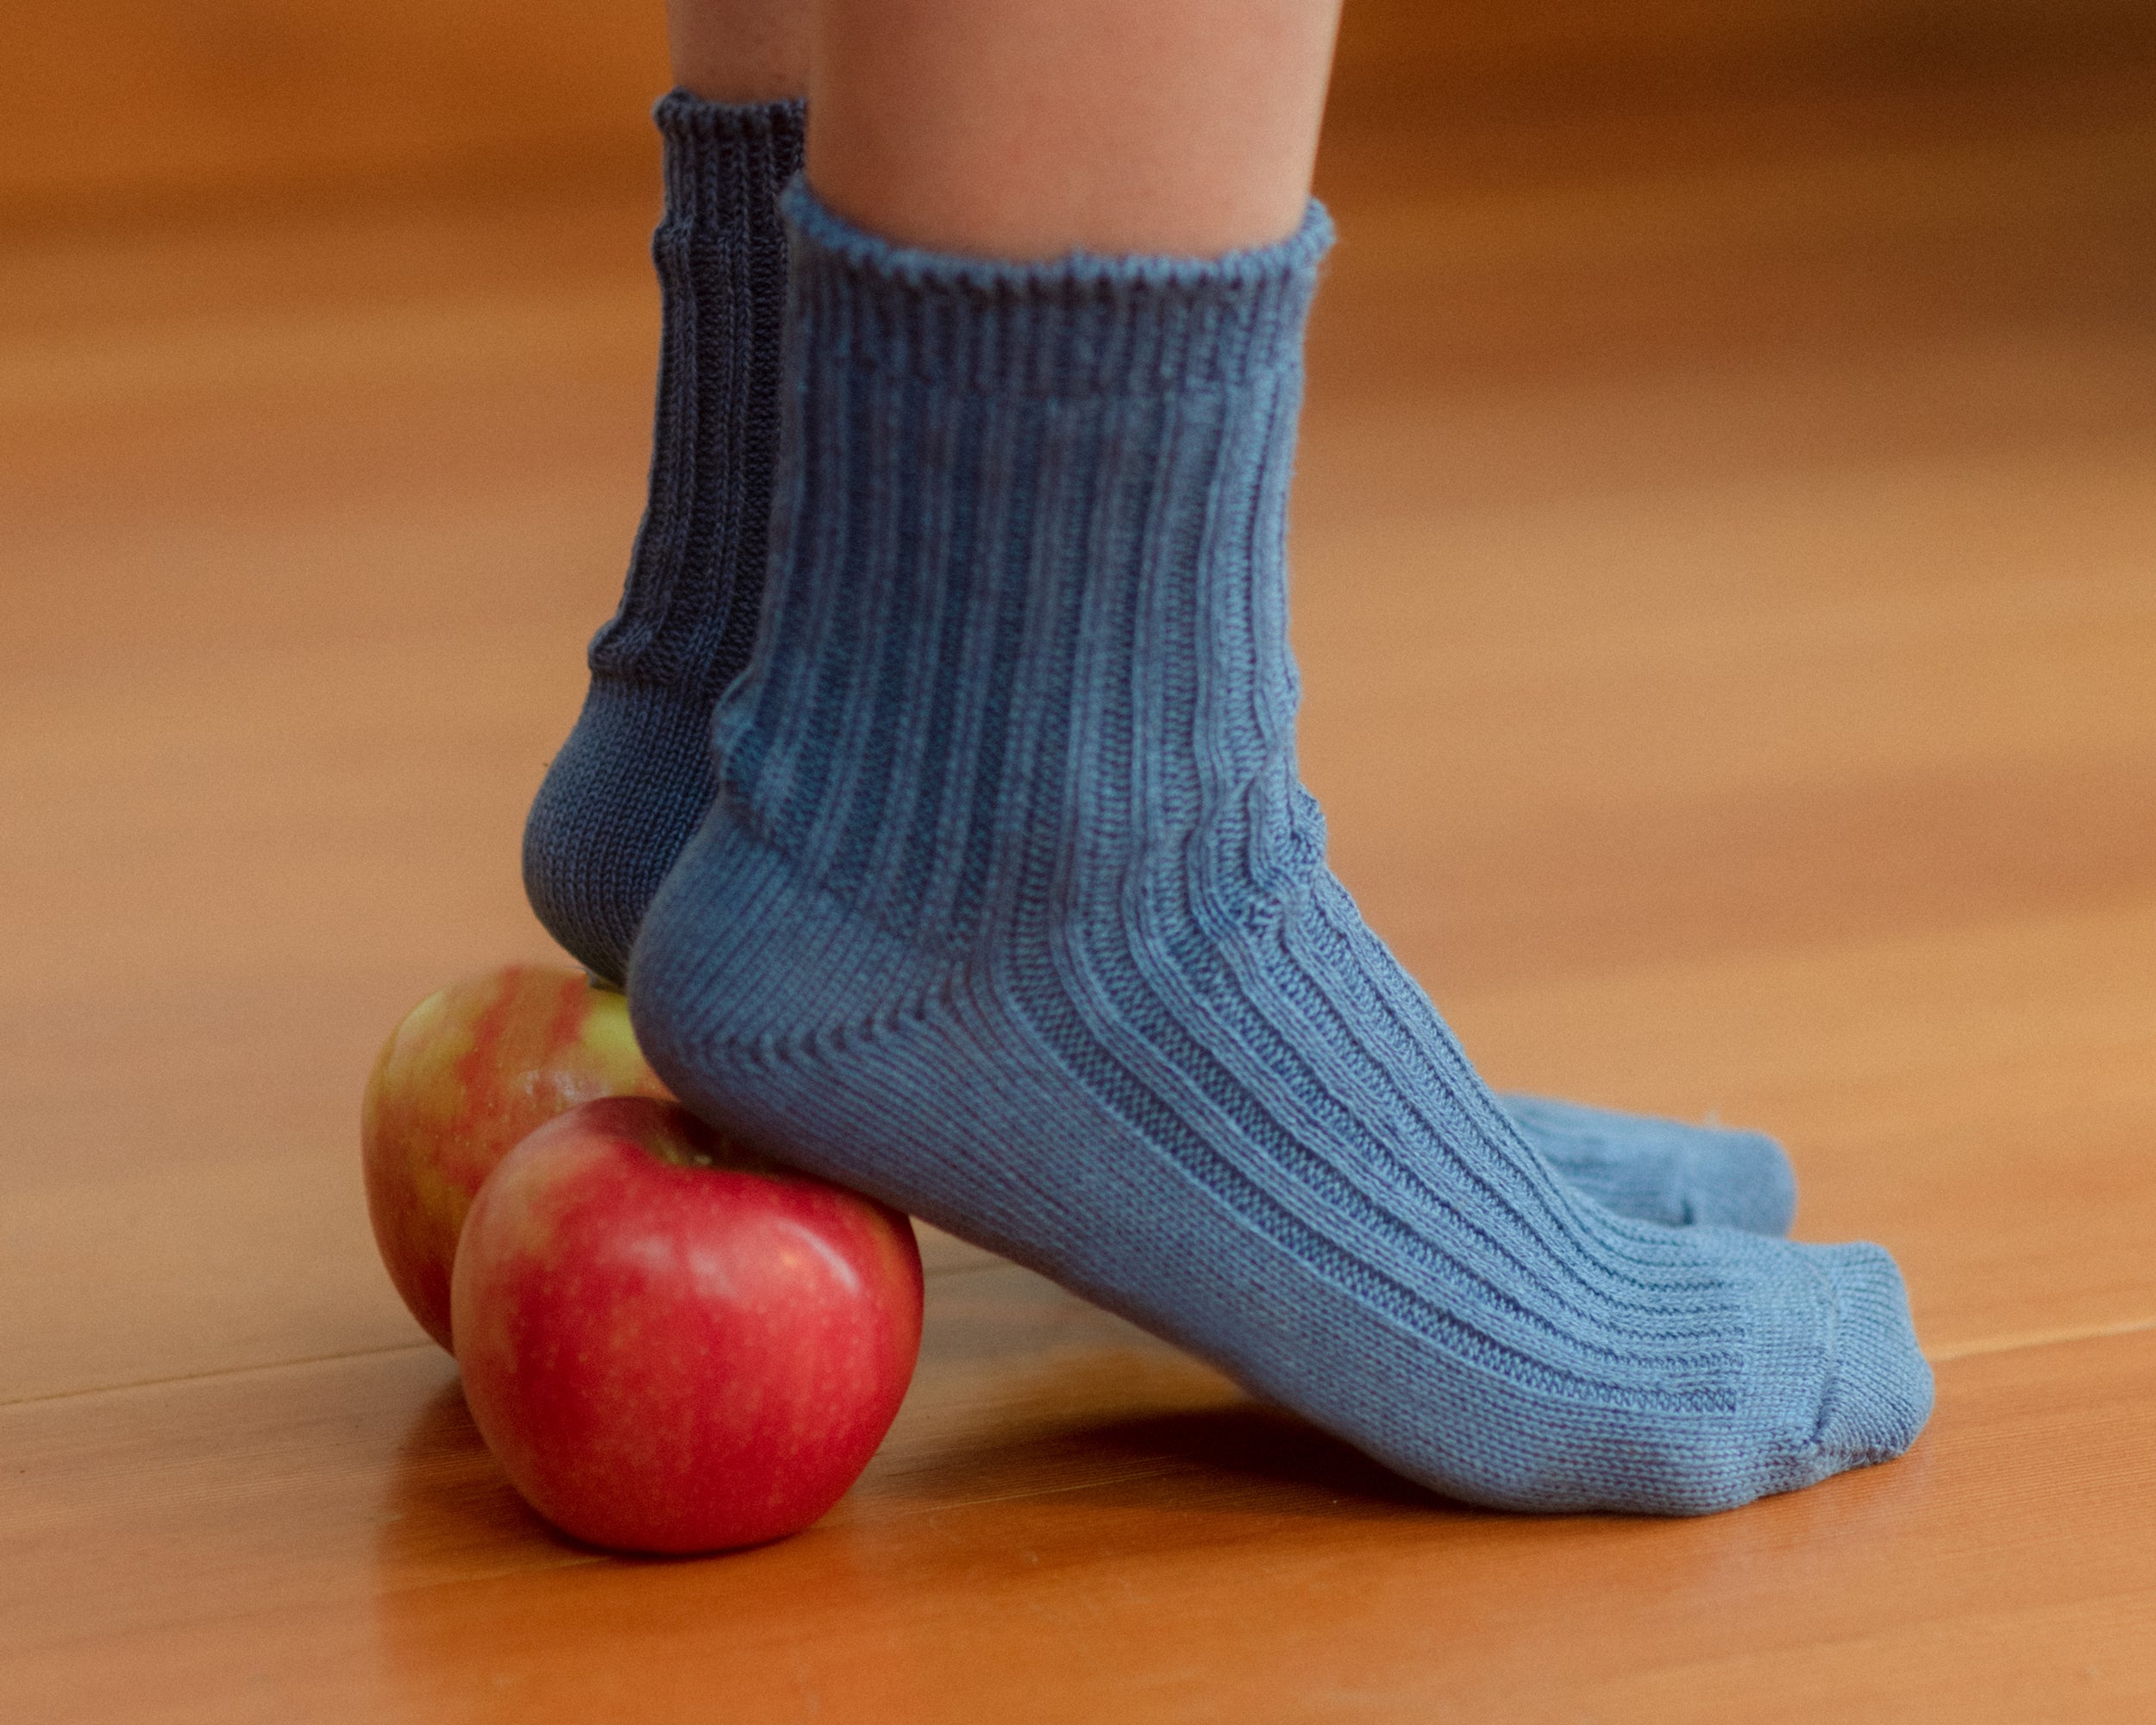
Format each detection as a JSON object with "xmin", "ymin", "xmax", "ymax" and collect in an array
[{"xmin": 361, "ymin": 964, "xmax": 672, "ymax": 1350}]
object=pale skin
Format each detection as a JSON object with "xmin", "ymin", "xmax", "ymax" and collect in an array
[{"xmin": 667, "ymin": 0, "xmax": 1343, "ymax": 259}]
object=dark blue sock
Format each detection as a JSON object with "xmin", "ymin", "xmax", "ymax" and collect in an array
[
  {"xmin": 522, "ymin": 91, "xmax": 805, "ymax": 985},
  {"xmin": 629, "ymin": 190, "xmax": 1929, "ymax": 1514}
]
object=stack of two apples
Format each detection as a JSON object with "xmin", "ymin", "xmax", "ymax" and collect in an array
[{"xmin": 362, "ymin": 965, "xmax": 924, "ymax": 1554}]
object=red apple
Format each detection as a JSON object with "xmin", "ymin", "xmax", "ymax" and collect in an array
[
  {"xmin": 451, "ymin": 1095, "xmax": 924, "ymax": 1553},
  {"xmin": 362, "ymin": 964, "xmax": 673, "ymax": 1350}
]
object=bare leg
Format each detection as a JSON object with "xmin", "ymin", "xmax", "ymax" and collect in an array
[
  {"xmin": 668, "ymin": 0, "xmax": 812, "ymax": 102},
  {"xmin": 807, "ymin": 0, "xmax": 1343, "ymax": 258}
]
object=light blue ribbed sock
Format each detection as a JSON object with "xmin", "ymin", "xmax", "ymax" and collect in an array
[
  {"xmin": 513, "ymin": 98, "xmax": 1797, "ymax": 1232},
  {"xmin": 1502, "ymin": 1095, "xmax": 1794, "ymax": 1234},
  {"xmin": 630, "ymin": 189, "xmax": 1929, "ymax": 1513}
]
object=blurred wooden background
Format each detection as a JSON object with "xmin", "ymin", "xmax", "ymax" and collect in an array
[
  {"xmin": 4, "ymin": 0, "xmax": 2153, "ymax": 222},
  {"xmin": 6, "ymin": 3, "xmax": 2156, "ymax": 1721}
]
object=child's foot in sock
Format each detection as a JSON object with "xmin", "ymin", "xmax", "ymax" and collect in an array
[
  {"xmin": 521, "ymin": 91, "xmax": 804, "ymax": 986},
  {"xmin": 517, "ymin": 93, "xmax": 1799, "ymax": 1237},
  {"xmin": 629, "ymin": 191, "xmax": 1929, "ymax": 1515},
  {"xmin": 1501, "ymin": 1095, "xmax": 1796, "ymax": 1234}
]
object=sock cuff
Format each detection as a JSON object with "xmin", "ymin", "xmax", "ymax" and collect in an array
[
  {"xmin": 654, "ymin": 90, "xmax": 807, "ymax": 228},
  {"xmin": 781, "ymin": 182, "xmax": 1334, "ymax": 399},
  {"xmin": 585, "ymin": 91, "xmax": 803, "ymax": 689}
]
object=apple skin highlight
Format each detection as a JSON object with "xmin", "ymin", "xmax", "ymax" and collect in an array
[
  {"xmin": 451, "ymin": 1096, "xmax": 925, "ymax": 1553},
  {"xmin": 362, "ymin": 965, "xmax": 673, "ymax": 1350}
]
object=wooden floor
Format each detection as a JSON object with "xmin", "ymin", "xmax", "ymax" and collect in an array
[{"xmin": 5, "ymin": 53, "xmax": 2155, "ymax": 1723}]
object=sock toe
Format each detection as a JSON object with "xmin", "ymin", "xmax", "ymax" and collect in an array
[
  {"xmin": 1810, "ymin": 1241, "xmax": 1934, "ymax": 1467},
  {"xmin": 1680, "ymin": 1125, "xmax": 1799, "ymax": 1235},
  {"xmin": 1498, "ymin": 1093, "xmax": 1798, "ymax": 1236}
]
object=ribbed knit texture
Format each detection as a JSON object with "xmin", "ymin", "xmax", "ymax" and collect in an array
[
  {"xmin": 523, "ymin": 91, "xmax": 805, "ymax": 983},
  {"xmin": 1501, "ymin": 1094, "xmax": 1796, "ymax": 1234},
  {"xmin": 630, "ymin": 188, "xmax": 1929, "ymax": 1512},
  {"xmin": 511, "ymin": 97, "xmax": 1800, "ymax": 1221}
]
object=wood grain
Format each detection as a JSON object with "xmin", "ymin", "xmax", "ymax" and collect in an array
[
  {"xmin": 3, "ymin": 28, "xmax": 2153, "ymax": 1722},
  {"xmin": 10, "ymin": 1276, "xmax": 2156, "ymax": 1722}
]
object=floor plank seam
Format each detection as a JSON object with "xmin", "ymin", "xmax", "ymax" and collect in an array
[
  {"xmin": 1927, "ymin": 1314, "xmax": 2156, "ymax": 1364},
  {"xmin": 12, "ymin": 1307, "xmax": 2151, "ymax": 1414},
  {"xmin": 0, "ymin": 1341, "xmax": 441, "ymax": 1411}
]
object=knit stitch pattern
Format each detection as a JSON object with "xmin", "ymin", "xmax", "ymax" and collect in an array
[
  {"xmin": 630, "ymin": 189, "xmax": 1929, "ymax": 1512},
  {"xmin": 523, "ymin": 92, "xmax": 805, "ymax": 983},
  {"xmin": 1501, "ymin": 1094, "xmax": 1796, "ymax": 1234},
  {"xmin": 515, "ymin": 98, "xmax": 1804, "ymax": 1224}
]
